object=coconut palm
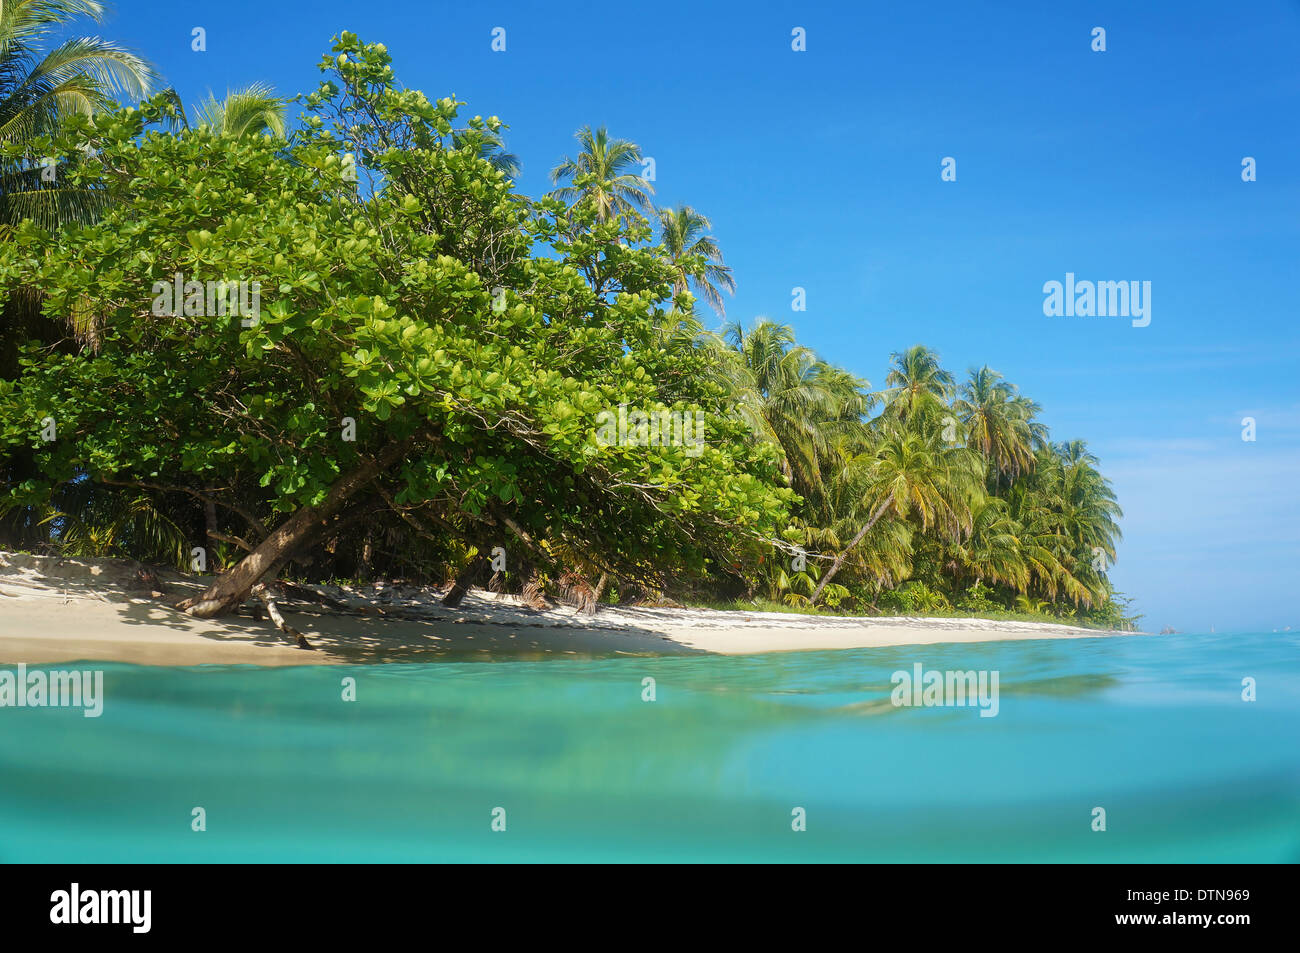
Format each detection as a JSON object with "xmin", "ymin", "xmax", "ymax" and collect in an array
[
  {"xmin": 811, "ymin": 429, "xmax": 982, "ymax": 603},
  {"xmin": 1006, "ymin": 441, "xmax": 1121, "ymax": 606},
  {"xmin": 190, "ymin": 83, "xmax": 287, "ymax": 137},
  {"xmin": 1008, "ymin": 491, "xmax": 1091, "ymax": 605},
  {"xmin": 0, "ymin": 0, "xmax": 155, "ymax": 233},
  {"xmin": 954, "ymin": 365, "xmax": 1035, "ymax": 481},
  {"xmin": 879, "ymin": 344, "xmax": 956, "ymax": 427},
  {"xmin": 1012, "ymin": 395, "xmax": 1050, "ymax": 453},
  {"xmin": 1055, "ymin": 442, "xmax": 1123, "ymax": 587},
  {"xmin": 709, "ymin": 319, "xmax": 871, "ymax": 508},
  {"xmin": 946, "ymin": 496, "xmax": 1029, "ymax": 592},
  {"xmin": 657, "ymin": 204, "xmax": 735, "ymax": 316},
  {"xmin": 1047, "ymin": 442, "xmax": 1122, "ymax": 564},
  {"xmin": 549, "ymin": 124, "xmax": 653, "ymax": 222},
  {"xmin": 818, "ymin": 449, "xmax": 915, "ymax": 593}
]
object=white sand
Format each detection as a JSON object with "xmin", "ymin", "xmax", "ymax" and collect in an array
[{"xmin": 0, "ymin": 551, "xmax": 1143, "ymax": 665}]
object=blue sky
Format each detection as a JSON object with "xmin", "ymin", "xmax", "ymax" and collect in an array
[{"xmin": 87, "ymin": 0, "xmax": 1299, "ymax": 632}]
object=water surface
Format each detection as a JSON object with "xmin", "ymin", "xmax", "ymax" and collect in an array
[{"xmin": 1, "ymin": 632, "xmax": 1296, "ymax": 862}]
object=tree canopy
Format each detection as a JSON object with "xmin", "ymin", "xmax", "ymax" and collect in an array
[{"xmin": 0, "ymin": 31, "xmax": 1133, "ymax": 632}]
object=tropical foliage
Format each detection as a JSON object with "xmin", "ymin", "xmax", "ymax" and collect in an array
[
  {"xmin": 0, "ymin": 0, "xmax": 154, "ymax": 235},
  {"xmin": 549, "ymin": 124, "xmax": 653, "ymax": 222},
  {"xmin": 0, "ymin": 31, "xmax": 1134, "ymax": 630},
  {"xmin": 657, "ymin": 204, "xmax": 735, "ymax": 316},
  {"xmin": 189, "ymin": 82, "xmax": 287, "ymax": 137}
]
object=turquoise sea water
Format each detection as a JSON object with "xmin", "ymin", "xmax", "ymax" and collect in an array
[{"xmin": 1, "ymin": 632, "xmax": 1297, "ymax": 862}]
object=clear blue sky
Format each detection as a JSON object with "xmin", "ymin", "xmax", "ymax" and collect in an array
[{"xmin": 86, "ymin": 0, "xmax": 1299, "ymax": 632}]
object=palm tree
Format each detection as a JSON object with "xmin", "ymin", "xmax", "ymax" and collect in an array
[
  {"xmin": 879, "ymin": 345, "xmax": 956, "ymax": 427},
  {"xmin": 1008, "ymin": 489, "xmax": 1090, "ymax": 605},
  {"xmin": 708, "ymin": 319, "xmax": 871, "ymax": 508},
  {"xmin": 947, "ymin": 496, "xmax": 1029, "ymax": 592},
  {"xmin": 1006, "ymin": 441, "xmax": 1122, "ymax": 607},
  {"xmin": 549, "ymin": 124, "xmax": 653, "ymax": 222},
  {"xmin": 818, "ymin": 442, "xmax": 915, "ymax": 593},
  {"xmin": 657, "ymin": 204, "xmax": 735, "ymax": 316},
  {"xmin": 954, "ymin": 365, "xmax": 1035, "ymax": 481},
  {"xmin": 1052, "ymin": 442, "xmax": 1122, "ymax": 571},
  {"xmin": 1012, "ymin": 395, "xmax": 1050, "ymax": 453},
  {"xmin": 811, "ymin": 429, "xmax": 981, "ymax": 603},
  {"xmin": 0, "ymin": 0, "xmax": 155, "ymax": 234},
  {"xmin": 190, "ymin": 83, "xmax": 287, "ymax": 137}
]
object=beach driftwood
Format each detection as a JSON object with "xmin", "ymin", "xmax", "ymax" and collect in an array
[{"xmin": 251, "ymin": 582, "xmax": 315, "ymax": 650}]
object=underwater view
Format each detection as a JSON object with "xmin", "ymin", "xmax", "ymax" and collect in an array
[{"xmin": 3, "ymin": 631, "xmax": 1296, "ymax": 863}]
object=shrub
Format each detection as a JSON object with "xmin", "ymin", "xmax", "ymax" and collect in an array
[{"xmin": 877, "ymin": 581, "xmax": 951, "ymax": 614}]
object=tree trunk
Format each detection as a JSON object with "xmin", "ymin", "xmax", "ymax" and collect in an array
[
  {"xmin": 200, "ymin": 491, "xmax": 223, "ymax": 570},
  {"xmin": 202, "ymin": 494, "xmax": 218, "ymax": 548},
  {"xmin": 590, "ymin": 571, "xmax": 610, "ymax": 612},
  {"xmin": 360, "ymin": 526, "xmax": 374, "ymax": 583},
  {"xmin": 442, "ymin": 551, "xmax": 486, "ymax": 608},
  {"xmin": 810, "ymin": 495, "xmax": 893, "ymax": 605},
  {"xmin": 179, "ymin": 444, "xmax": 410, "ymax": 618}
]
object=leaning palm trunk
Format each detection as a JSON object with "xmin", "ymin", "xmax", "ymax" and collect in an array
[{"xmin": 810, "ymin": 495, "xmax": 893, "ymax": 605}]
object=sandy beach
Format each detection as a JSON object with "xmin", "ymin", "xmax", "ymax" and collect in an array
[{"xmin": 0, "ymin": 551, "xmax": 1141, "ymax": 665}]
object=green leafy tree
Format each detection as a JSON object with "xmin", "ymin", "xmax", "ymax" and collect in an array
[
  {"xmin": 0, "ymin": 35, "xmax": 793, "ymax": 624},
  {"xmin": 451, "ymin": 125, "xmax": 520, "ymax": 178},
  {"xmin": 0, "ymin": 1, "xmax": 155, "ymax": 549}
]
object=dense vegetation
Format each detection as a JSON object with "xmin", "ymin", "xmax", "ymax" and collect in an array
[{"xmin": 0, "ymin": 21, "xmax": 1137, "ymax": 629}]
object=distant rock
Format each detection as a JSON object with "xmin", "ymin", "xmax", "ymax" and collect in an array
[{"xmin": 1159, "ymin": 625, "xmax": 1177, "ymax": 635}]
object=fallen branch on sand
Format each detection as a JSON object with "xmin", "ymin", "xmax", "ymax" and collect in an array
[{"xmin": 251, "ymin": 582, "xmax": 316, "ymax": 650}]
